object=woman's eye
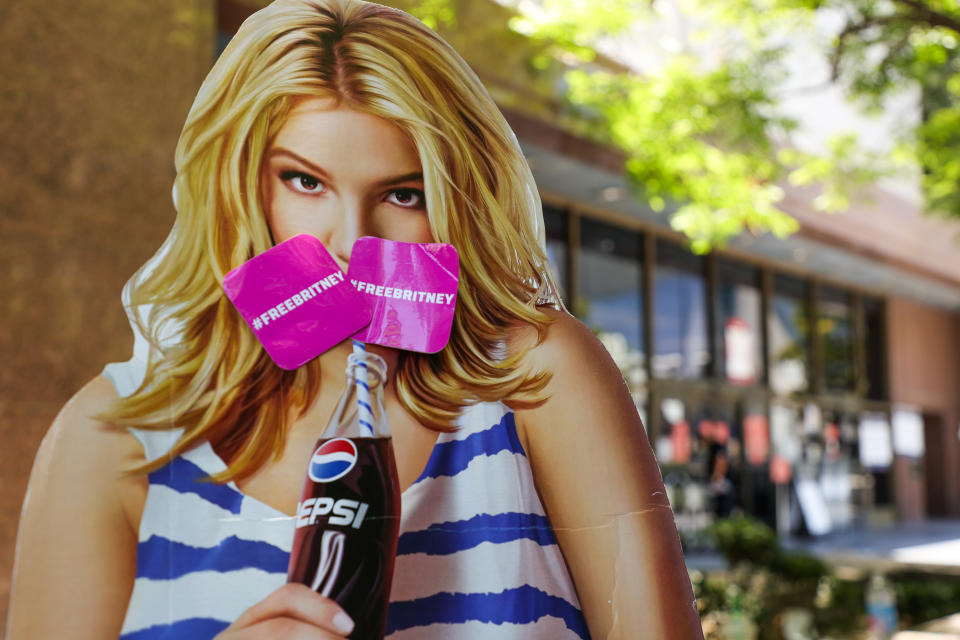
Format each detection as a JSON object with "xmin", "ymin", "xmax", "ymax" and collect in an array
[
  {"xmin": 386, "ymin": 188, "xmax": 425, "ymax": 209},
  {"xmin": 280, "ymin": 170, "xmax": 325, "ymax": 194}
]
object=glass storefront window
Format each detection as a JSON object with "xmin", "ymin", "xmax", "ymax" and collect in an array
[
  {"xmin": 769, "ymin": 274, "xmax": 810, "ymax": 396},
  {"xmin": 716, "ymin": 259, "xmax": 763, "ymax": 385},
  {"xmin": 577, "ymin": 217, "xmax": 646, "ymax": 395},
  {"xmin": 654, "ymin": 240, "xmax": 709, "ymax": 379},
  {"xmin": 820, "ymin": 286, "xmax": 855, "ymax": 392},
  {"xmin": 543, "ymin": 206, "xmax": 568, "ymax": 304}
]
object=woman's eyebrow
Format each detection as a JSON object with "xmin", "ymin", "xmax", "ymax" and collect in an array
[
  {"xmin": 268, "ymin": 148, "xmax": 333, "ymax": 181},
  {"xmin": 268, "ymin": 148, "xmax": 422, "ymax": 186},
  {"xmin": 374, "ymin": 171, "xmax": 424, "ymax": 186}
]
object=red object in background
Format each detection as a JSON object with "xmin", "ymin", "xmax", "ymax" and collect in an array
[
  {"xmin": 744, "ymin": 414, "xmax": 769, "ymax": 466},
  {"xmin": 713, "ymin": 421, "xmax": 730, "ymax": 445},
  {"xmin": 671, "ymin": 420, "xmax": 691, "ymax": 463},
  {"xmin": 698, "ymin": 420, "xmax": 715, "ymax": 441},
  {"xmin": 824, "ymin": 422, "xmax": 841, "ymax": 460},
  {"xmin": 770, "ymin": 455, "xmax": 792, "ymax": 484},
  {"xmin": 824, "ymin": 422, "xmax": 839, "ymax": 444},
  {"xmin": 698, "ymin": 419, "xmax": 730, "ymax": 444}
]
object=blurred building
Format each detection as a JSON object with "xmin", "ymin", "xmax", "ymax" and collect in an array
[
  {"xmin": 383, "ymin": 0, "xmax": 960, "ymax": 540},
  {"xmin": 4, "ymin": 0, "xmax": 960, "ymax": 626}
]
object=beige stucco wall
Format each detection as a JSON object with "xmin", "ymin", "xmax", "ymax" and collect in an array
[
  {"xmin": 0, "ymin": 0, "xmax": 215, "ymax": 627},
  {"xmin": 886, "ymin": 296, "xmax": 960, "ymax": 518}
]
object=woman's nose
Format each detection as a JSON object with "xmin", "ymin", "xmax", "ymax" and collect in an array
[{"xmin": 329, "ymin": 203, "xmax": 367, "ymax": 266}]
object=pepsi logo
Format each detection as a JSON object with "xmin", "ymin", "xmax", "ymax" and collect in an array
[{"xmin": 308, "ymin": 438, "xmax": 358, "ymax": 483}]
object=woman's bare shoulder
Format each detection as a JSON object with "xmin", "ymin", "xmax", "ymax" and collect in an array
[
  {"xmin": 33, "ymin": 375, "xmax": 148, "ymax": 524},
  {"xmin": 39, "ymin": 375, "xmax": 145, "ymax": 470},
  {"xmin": 504, "ymin": 306, "xmax": 613, "ymax": 380}
]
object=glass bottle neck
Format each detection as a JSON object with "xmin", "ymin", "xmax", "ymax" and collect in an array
[{"xmin": 324, "ymin": 352, "xmax": 390, "ymax": 439}]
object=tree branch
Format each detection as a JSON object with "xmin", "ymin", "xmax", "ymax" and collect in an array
[
  {"xmin": 891, "ymin": 0, "xmax": 960, "ymax": 34},
  {"xmin": 831, "ymin": 15, "xmax": 899, "ymax": 81}
]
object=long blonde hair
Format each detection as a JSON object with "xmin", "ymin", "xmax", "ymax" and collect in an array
[{"xmin": 103, "ymin": 0, "xmax": 562, "ymax": 481}]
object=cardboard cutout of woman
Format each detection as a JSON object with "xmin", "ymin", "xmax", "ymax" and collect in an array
[{"xmin": 8, "ymin": 1, "xmax": 703, "ymax": 638}]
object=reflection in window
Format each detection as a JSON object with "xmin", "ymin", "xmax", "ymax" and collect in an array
[
  {"xmin": 820, "ymin": 286, "xmax": 855, "ymax": 392},
  {"xmin": 577, "ymin": 218, "xmax": 646, "ymax": 396},
  {"xmin": 769, "ymin": 274, "xmax": 809, "ymax": 396},
  {"xmin": 654, "ymin": 240, "xmax": 708, "ymax": 379},
  {"xmin": 543, "ymin": 206, "xmax": 568, "ymax": 305},
  {"xmin": 716, "ymin": 259, "xmax": 763, "ymax": 385}
]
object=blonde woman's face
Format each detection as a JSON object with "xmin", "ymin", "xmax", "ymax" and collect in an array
[{"xmin": 261, "ymin": 97, "xmax": 432, "ymax": 268}]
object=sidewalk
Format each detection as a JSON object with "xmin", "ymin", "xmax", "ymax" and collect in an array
[
  {"xmin": 685, "ymin": 518, "xmax": 960, "ymax": 575},
  {"xmin": 781, "ymin": 519, "xmax": 960, "ymax": 576}
]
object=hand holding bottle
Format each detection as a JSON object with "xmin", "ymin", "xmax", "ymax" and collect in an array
[{"xmin": 215, "ymin": 583, "xmax": 354, "ymax": 639}]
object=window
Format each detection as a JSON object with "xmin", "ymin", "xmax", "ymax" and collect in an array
[
  {"xmin": 769, "ymin": 274, "xmax": 810, "ymax": 396},
  {"xmin": 654, "ymin": 240, "xmax": 709, "ymax": 379},
  {"xmin": 577, "ymin": 218, "xmax": 645, "ymax": 394},
  {"xmin": 543, "ymin": 206, "xmax": 568, "ymax": 305},
  {"xmin": 820, "ymin": 286, "xmax": 855, "ymax": 392},
  {"xmin": 716, "ymin": 258, "xmax": 763, "ymax": 385}
]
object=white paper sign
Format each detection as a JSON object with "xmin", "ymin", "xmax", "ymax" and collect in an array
[
  {"xmin": 892, "ymin": 406, "xmax": 925, "ymax": 458},
  {"xmin": 858, "ymin": 412, "xmax": 893, "ymax": 469},
  {"xmin": 803, "ymin": 403, "xmax": 822, "ymax": 435},
  {"xmin": 661, "ymin": 398, "xmax": 685, "ymax": 425},
  {"xmin": 771, "ymin": 404, "xmax": 801, "ymax": 462},
  {"xmin": 796, "ymin": 478, "xmax": 833, "ymax": 536},
  {"xmin": 724, "ymin": 318, "xmax": 756, "ymax": 384}
]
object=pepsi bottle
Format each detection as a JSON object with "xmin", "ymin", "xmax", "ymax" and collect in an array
[{"xmin": 287, "ymin": 352, "xmax": 401, "ymax": 639}]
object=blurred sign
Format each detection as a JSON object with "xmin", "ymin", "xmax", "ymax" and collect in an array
[
  {"xmin": 770, "ymin": 455, "xmax": 792, "ymax": 484},
  {"xmin": 858, "ymin": 412, "xmax": 893, "ymax": 469},
  {"xmin": 796, "ymin": 478, "xmax": 832, "ymax": 536},
  {"xmin": 771, "ymin": 403, "xmax": 801, "ymax": 463},
  {"xmin": 744, "ymin": 414, "xmax": 769, "ymax": 466},
  {"xmin": 803, "ymin": 403, "xmax": 822, "ymax": 435},
  {"xmin": 892, "ymin": 406, "xmax": 925, "ymax": 458},
  {"xmin": 671, "ymin": 420, "xmax": 692, "ymax": 464},
  {"xmin": 661, "ymin": 397, "xmax": 684, "ymax": 425},
  {"xmin": 724, "ymin": 318, "xmax": 756, "ymax": 385}
]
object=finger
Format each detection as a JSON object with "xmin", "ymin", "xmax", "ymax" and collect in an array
[
  {"xmin": 230, "ymin": 583, "xmax": 354, "ymax": 635},
  {"xmin": 222, "ymin": 616, "xmax": 350, "ymax": 640}
]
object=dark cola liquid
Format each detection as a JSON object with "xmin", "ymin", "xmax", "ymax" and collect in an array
[{"xmin": 287, "ymin": 436, "xmax": 401, "ymax": 639}]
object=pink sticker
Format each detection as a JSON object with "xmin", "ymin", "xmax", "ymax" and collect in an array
[
  {"xmin": 223, "ymin": 235, "xmax": 372, "ymax": 370},
  {"xmin": 347, "ymin": 237, "xmax": 459, "ymax": 353}
]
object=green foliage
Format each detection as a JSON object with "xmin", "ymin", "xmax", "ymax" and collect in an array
[
  {"xmin": 707, "ymin": 516, "xmax": 780, "ymax": 567},
  {"xmin": 811, "ymin": 575, "xmax": 866, "ymax": 637},
  {"xmin": 564, "ymin": 57, "xmax": 801, "ymax": 253},
  {"xmin": 700, "ymin": 0, "xmax": 960, "ymax": 220},
  {"xmin": 407, "ymin": 0, "xmax": 457, "ymax": 29},
  {"xmin": 405, "ymin": 0, "xmax": 960, "ymax": 249},
  {"xmin": 891, "ymin": 571, "xmax": 960, "ymax": 628},
  {"xmin": 695, "ymin": 516, "xmax": 960, "ymax": 637}
]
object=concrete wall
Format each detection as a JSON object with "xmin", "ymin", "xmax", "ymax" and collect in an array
[
  {"xmin": 887, "ymin": 297, "xmax": 960, "ymax": 518},
  {"xmin": 0, "ymin": 0, "xmax": 214, "ymax": 628}
]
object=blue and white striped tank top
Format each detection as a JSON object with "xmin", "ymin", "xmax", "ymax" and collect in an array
[{"xmin": 104, "ymin": 359, "xmax": 591, "ymax": 639}]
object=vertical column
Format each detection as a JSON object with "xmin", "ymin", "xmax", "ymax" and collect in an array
[
  {"xmin": 809, "ymin": 279, "xmax": 823, "ymax": 396},
  {"xmin": 566, "ymin": 209, "xmax": 580, "ymax": 317},
  {"xmin": 706, "ymin": 252, "xmax": 720, "ymax": 381},
  {"xmin": 760, "ymin": 268, "xmax": 772, "ymax": 389},
  {"xmin": 643, "ymin": 233, "xmax": 658, "ymax": 443}
]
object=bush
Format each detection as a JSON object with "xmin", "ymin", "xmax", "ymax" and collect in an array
[
  {"xmin": 891, "ymin": 571, "xmax": 960, "ymax": 628},
  {"xmin": 707, "ymin": 516, "xmax": 779, "ymax": 567}
]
